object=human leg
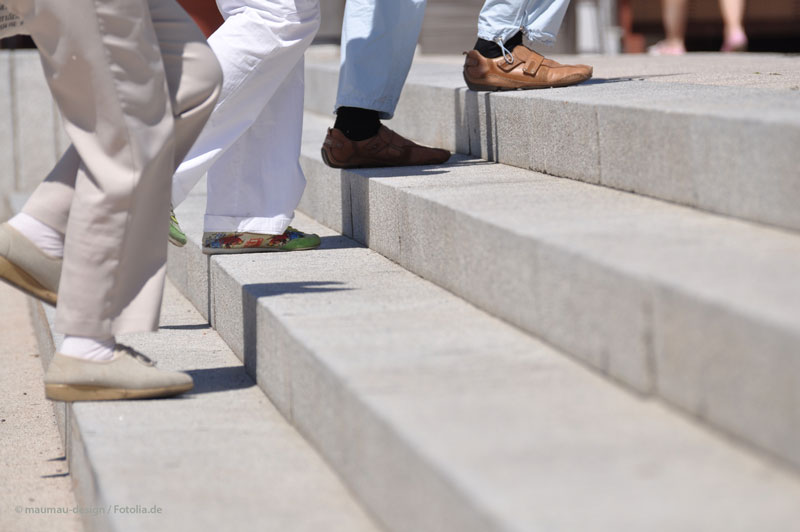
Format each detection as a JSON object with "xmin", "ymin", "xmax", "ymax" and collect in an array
[
  {"xmin": 335, "ymin": 0, "xmax": 426, "ymax": 120},
  {"xmin": 14, "ymin": 0, "xmax": 220, "ymax": 337},
  {"xmin": 1, "ymin": 0, "xmax": 219, "ymax": 400},
  {"xmin": 1, "ymin": 0, "xmax": 219, "ymax": 399},
  {"xmin": 202, "ymin": 58, "xmax": 319, "ymax": 253},
  {"xmin": 171, "ymin": 0, "xmax": 320, "ymax": 207},
  {"xmin": 321, "ymin": 0, "xmax": 449, "ymax": 169},
  {"xmin": 648, "ymin": 0, "xmax": 687, "ymax": 55},
  {"xmin": 719, "ymin": 0, "xmax": 747, "ymax": 51}
]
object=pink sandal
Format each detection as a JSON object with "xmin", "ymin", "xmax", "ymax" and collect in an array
[
  {"xmin": 721, "ymin": 30, "xmax": 748, "ymax": 52},
  {"xmin": 647, "ymin": 40, "xmax": 686, "ymax": 56}
]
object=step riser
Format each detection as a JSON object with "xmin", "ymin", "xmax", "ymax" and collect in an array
[
  {"xmin": 212, "ymin": 265, "xmax": 503, "ymax": 532},
  {"xmin": 27, "ymin": 302, "xmax": 120, "ymax": 532},
  {"xmin": 305, "ymin": 63, "xmax": 800, "ymax": 233},
  {"xmin": 167, "ymin": 241, "xmax": 512, "ymax": 532},
  {"xmin": 297, "ymin": 152, "xmax": 800, "ymax": 470},
  {"xmin": 166, "ymin": 209, "xmax": 800, "ymax": 532}
]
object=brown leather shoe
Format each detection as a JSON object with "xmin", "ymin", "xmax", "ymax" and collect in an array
[
  {"xmin": 321, "ymin": 126, "xmax": 451, "ymax": 169},
  {"xmin": 463, "ymin": 45, "xmax": 592, "ymax": 91}
]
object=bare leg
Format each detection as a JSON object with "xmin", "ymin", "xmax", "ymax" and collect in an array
[
  {"xmin": 719, "ymin": 0, "xmax": 747, "ymax": 51},
  {"xmin": 649, "ymin": 0, "xmax": 687, "ymax": 55}
]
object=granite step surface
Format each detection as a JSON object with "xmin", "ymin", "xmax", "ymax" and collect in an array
[
  {"xmin": 305, "ymin": 50, "xmax": 800, "ymax": 233},
  {"xmin": 165, "ymin": 197, "xmax": 800, "ymax": 532},
  {"xmin": 27, "ymin": 282, "xmax": 381, "ymax": 532},
  {"xmin": 298, "ymin": 109, "xmax": 800, "ymax": 472}
]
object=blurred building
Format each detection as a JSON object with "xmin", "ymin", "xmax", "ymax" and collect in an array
[
  {"xmin": 312, "ymin": 0, "xmax": 800, "ymax": 55},
  {"xmin": 3, "ymin": 0, "xmax": 799, "ymax": 52}
]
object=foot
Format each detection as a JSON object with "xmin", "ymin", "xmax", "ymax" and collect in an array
[
  {"xmin": 321, "ymin": 125, "xmax": 451, "ymax": 169},
  {"xmin": 0, "ymin": 223, "xmax": 61, "ymax": 306},
  {"xmin": 44, "ymin": 344, "xmax": 194, "ymax": 401},
  {"xmin": 169, "ymin": 207, "xmax": 187, "ymax": 247},
  {"xmin": 202, "ymin": 226, "xmax": 321, "ymax": 255},
  {"xmin": 647, "ymin": 40, "xmax": 686, "ymax": 56},
  {"xmin": 463, "ymin": 44, "xmax": 592, "ymax": 91},
  {"xmin": 721, "ymin": 30, "xmax": 747, "ymax": 52}
]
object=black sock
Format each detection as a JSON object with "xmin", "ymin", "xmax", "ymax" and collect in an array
[
  {"xmin": 473, "ymin": 31, "xmax": 524, "ymax": 59},
  {"xmin": 333, "ymin": 107, "xmax": 381, "ymax": 141}
]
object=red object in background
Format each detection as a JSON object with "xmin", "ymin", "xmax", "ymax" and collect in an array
[
  {"xmin": 176, "ymin": 0, "xmax": 224, "ymax": 38},
  {"xmin": 618, "ymin": 0, "xmax": 646, "ymax": 53}
]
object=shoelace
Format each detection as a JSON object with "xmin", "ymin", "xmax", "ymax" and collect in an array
[
  {"xmin": 116, "ymin": 344, "xmax": 156, "ymax": 366},
  {"xmin": 495, "ymin": 37, "xmax": 515, "ymax": 64}
]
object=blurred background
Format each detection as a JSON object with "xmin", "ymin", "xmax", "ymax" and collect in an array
[
  {"xmin": 2, "ymin": 0, "xmax": 799, "ymax": 53},
  {"xmin": 4, "ymin": 0, "xmax": 800, "ymax": 53}
]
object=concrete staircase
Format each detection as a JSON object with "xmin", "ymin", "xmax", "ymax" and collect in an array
[
  {"xmin": 28, "ymin": 278, "xmax": 381, "ymax": 532},
  {"xmin": 170, "ymin": 51, "xmax": 800, "ymax": 530},
  {"xmin": 17, "ymin": 49, "xmax": 800, "ymax": 531}
]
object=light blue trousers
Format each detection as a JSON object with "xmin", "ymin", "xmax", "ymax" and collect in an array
[
  {"xmin": 478, "ymin": 0, "xmax": 571, "ymax": 45},
  {"xmin": 335, "ymin": 0, "xmax": 571, "ymax": 119}
]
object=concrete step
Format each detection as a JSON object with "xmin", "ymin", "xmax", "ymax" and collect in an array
[
  {"xmin": 298, "ymin": 110, "xmax": 800, "ymax": 471},
  {"xmin": 304, "ymin": 51, "xmax": 800, "ymax": 233},
  {"xmin": 27, "ymin": 282, "xmax": 380, "ymax": 532},
  {"xmin": 167, "ymin": 198, "xmax": 800, "ymax": 532},
  {"xmin": 0, "ymin": 50, "xmax": 70, "ymax": 221}
]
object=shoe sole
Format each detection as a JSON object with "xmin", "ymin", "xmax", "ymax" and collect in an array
[
  {"xmin": 168, "ymin": 234, "xmax": 187, "ymax": 248},
  {"xmin": 202, "ymin": 243, "xmax": 321, "ymax": 255},
  {"xmin": 464, "ymin": 74, "xmax": 592, "ymax": 92},
  {"xmin": 321, "ymin": 147, "xmax": 450, "ymax": 170},
  {"xmin": 0, "ymin": 255, "xmax": 57, "ymax": 306},
  {"xmin": 45, "ymin": 382, "xmax": 193, "ymax": 402},
  {"xmin": 320, "ymin": 147, "xmax": 347, "ymax": 169}
]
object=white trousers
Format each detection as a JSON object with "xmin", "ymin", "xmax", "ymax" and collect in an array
[{"xmin": 171, "ymin": 0, "xmax": 320, "ymax": 235}]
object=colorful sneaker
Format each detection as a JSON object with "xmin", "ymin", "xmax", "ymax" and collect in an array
[
  {"xmin": 202, "ymin": 227, "xmax": 321, "ymax": 255},
  {"xmin": 169, "ymin": 208, "xmax": 187, "ymax": 247}
]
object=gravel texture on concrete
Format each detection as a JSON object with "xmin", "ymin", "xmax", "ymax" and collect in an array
[
  {"xmin": 0, "ymin": 283, "xmax": 81, "ymax": 532},
  {"xmin": 167, "ymin": 198, "xmax": 800, "ymax": 532},
  {"xmin": 27, "ymin": 280, "xmax": 380, "ymax": 532}
]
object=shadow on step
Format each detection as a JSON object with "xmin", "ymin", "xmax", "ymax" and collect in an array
[
  {"xmin": 185, "ymin": 366, "xmax": 256, "ymax": 395},
  {"xmin": 320, "ymin": 234, "xmax": 363, "ymax": 250},
  {"xmin": 159, "ymin": 323, "xmax": 211, "ymax": 331},
  {"xmin": 240, "ymin": 281, "xmax": 353, "ymax": 382},
  {"xmin": 243, "ymin": 281, "xmax": 351, "ymax": 299}
]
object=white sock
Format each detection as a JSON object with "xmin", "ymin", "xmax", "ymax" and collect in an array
[
  {"xmin": 8, "ymin": 213, "xmax": 65, "ymax": 258},
  {"xmin": 60, "ymin": 336, "xmax": 116, "ymax": 361}
]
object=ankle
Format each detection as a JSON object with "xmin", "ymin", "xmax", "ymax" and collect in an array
[
  {"xmin": 473, "ymin": 32, "xmax": 523, "ymax": 59},
  {"xmin": 60, "ymin": 336, "xmax": 116, "ymax": 361},
  {"xmin": 333, "ymin": 107, "xmax": 381, "ymax": 141}
]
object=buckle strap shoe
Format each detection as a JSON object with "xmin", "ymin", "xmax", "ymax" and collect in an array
[
  {"xmin": 463, "ymin": 45, "xmax": 592, "ymax": 91},
  {"xmin": 0, "ymin": 223, "xmax": 61, "ymax": 305},
  {"xmin": 44, "ymin": 344, "xmax": 194, "ymax": 401},
  {"xmin": 321, "ymin": 125, "xmax": 450, "ymax": 169},
  {"xmin": 202, "ymin": 226, "xmax": 321, "ymax": 255}
]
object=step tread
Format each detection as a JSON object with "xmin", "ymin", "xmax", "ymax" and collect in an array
[
  {"xmin": 299, "ymin": 110, "xmax": 800, "ymax": 471},
  {"xmin": 34, "ymin": 282, "xmax": 379, "ymax": 532},
  {"xmin": 308, "ymin": 54, "xmax": 800, "ymax": 121},
  {"xmin": 304, "ymin": 53, "xmax": 800, "ymax": 233},
  {"xmin": 302, "ymin": 111, "xmax": 800, "ymax": 331},
  {"xmin": 169, "ymin": 198, "xmax": 800, "ymax": 532}
]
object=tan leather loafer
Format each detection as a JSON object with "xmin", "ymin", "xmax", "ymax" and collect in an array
[
  {"xmin": 463, "ymin": 45, "xmax": 592, "ymax": 91},
  {"xmin": 321, "ymin": 125, "xmax": 450, "ymax": 169},
  {"xmin": 0, "ymin": 223, "xmax": 61, "ymax": 305}
]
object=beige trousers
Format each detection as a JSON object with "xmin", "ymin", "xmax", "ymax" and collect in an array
[{"xmin": 7, "ymin": 0, "xmax": 222, "ymax": 336}]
